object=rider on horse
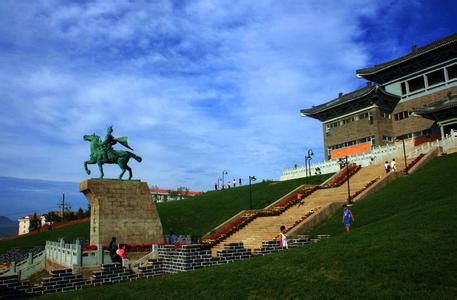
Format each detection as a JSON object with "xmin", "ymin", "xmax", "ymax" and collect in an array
[
  {"xmin": 101, "ymin": 126, "xmax": 134, "ymax": 163},
  {"xmin": 102, "ymin": 126, "xmax": 117, "ymax": 163}
]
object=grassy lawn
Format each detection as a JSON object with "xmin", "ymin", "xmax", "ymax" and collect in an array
[
  {"xmin": 0, "ymin": 222, "xmax": 89, "ymax": 255},
  {"xmin": 0, "ymin": 175, "xmax": 330, "ymax": 254},
  {"xmin": 38, "ymin": 154, "xmax": 457, "ymax": 299},
  {"xmin": 158, "ymin": 174, "xmax": 331, "ymax": 238}
]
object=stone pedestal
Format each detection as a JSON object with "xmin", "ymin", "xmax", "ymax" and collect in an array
[{"xmin": 80, "ymin": 179, "xmax": 164, "ymax": 246}]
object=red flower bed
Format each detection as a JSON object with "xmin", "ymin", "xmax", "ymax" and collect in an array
[
  {"xmin": 82, "ymin": 242, "xmax": 192, "ymax": 252},
  {"xmin": 323, "ymin": 163, "xmax": 360, "ymax": 188},
  {"xmin": 82, "ymin": 244, "xmax": 98, "ymax": 251},
  {"xmin": 404, "ymin": 154, "xmax": 424, "ymax": 173},
  {"xmin": 201, "ymin": 187, "xmax": 318, "ymax": 247},
  {"xmin": 348, "ymin": 177, "xmax": 380, "ymax": 201}
]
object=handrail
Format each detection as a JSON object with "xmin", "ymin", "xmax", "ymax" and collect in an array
[{"xmin": 131, "ymin": 248, "xmax": 155, "ymax": 270}]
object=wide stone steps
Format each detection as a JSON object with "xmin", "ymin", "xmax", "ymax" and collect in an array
[{"xmin": 211, "ymin": 159, "xmax": 410, "ymax": 255}]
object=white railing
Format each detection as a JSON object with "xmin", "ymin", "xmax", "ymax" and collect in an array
[
  {"xmin": 45, "ymin": 239, "xmax": 112, "ymax": 268},
  {"xmin": 408, "ymin": 129, "xmax": 457, "ymax": 158},
  {"xmin": 280, "ymin": 131, "xmax": 457, "ymax": 181},
  {"xmin": 4, "ymin": 250, "xmax": 46, "ymax": 279},
  {"xmin": 280, "ymin": 143, "xmax": 408, "ymax": 181},
  {"xmin": 45, "ymin": 239, "xmax": 81, "ymax": 268}
]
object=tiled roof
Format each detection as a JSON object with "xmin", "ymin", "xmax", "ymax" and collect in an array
[
  {"xmin": 356, "ymin": 33, "xmax": 457, "ymax": 76},
  {"xmin": 411, "ymin": 98, "xmax": 457, "ymax": 115},
  {"xmin": 301, "ymin": 85, "xmax": 376, "ymax": 115}
]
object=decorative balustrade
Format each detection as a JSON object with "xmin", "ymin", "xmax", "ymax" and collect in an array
[
  {"xmin": 280, "ymin": 131, "xmax": 457, "ymax": 181},
  {"xmin": 4, "ymin": 251, "xmax": 46, "ymax": 280},
  {"xmin": 45, "ymin": 239, "xmax": 82, "ymax": 268}
]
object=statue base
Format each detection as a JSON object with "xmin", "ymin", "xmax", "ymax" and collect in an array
[{"xmin": 80, "ymin": 179, "xmax": 164, "ymax": 246}]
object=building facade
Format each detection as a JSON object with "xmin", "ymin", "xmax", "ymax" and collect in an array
[
  {"xmin": 18, "ymin": 215, "xmax": 47, "ymax": 235},
  {"xmin": 301, "ymin": 33, "xmax": 457, "ymax": 160},
  {"xmin": 150, "ymin": 189, "xmax": 202, "ymax": 203}
]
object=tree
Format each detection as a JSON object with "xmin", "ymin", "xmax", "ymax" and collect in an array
[
  {"xmin": 45, "ymin": 211, "xmax": 61, "ymax": 223},
  {"xmin": 28, "ymin": 212, "xmax": 39, "ymax": 232},
  {"xmin": 76, "ymin": 208, "xmax": 85, "ymax": 219},
  {"xmin": 176, "ymin": 186, "xmax": 190, "ymax": 200}
]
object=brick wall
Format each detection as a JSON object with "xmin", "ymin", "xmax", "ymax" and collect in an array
[
  {"xmin": 0, "ymin": 236, "xmax": 329, "ymax": 298},
  {"xmin": 392, "ymin": 86, "xmax": 457, "ymax": 136},
  {"xmin": 322, "ymin": 86, "xmax": 457, "ymax": 160}
]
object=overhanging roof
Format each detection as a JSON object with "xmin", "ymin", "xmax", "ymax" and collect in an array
[
  {"xmin": 411, "ymin": 94, "xmax": 457, "ymax": 121},
  {"xmin": 300, "ymin": 85, "xmax": 400, "ymax": 122},
  {"xmin": 356, "ymin": 33, "xmax": 457, "ymax": 83}
]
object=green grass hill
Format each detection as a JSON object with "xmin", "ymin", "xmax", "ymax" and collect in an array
[
  {"xmin": 0, "ymin": 174, "xmax": 330, "ymax": 254},
  {"xmin": 38, "ymin": 153, "xmax": 457, "ymax": 299}
]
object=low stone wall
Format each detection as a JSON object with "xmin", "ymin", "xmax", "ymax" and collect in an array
[
  {"xmin": 286, "ymin": 202, "xmax": 342, "ymax": 236},
  {"xmin": 0, "ymin": 237, "xmax": 329, "ymax": 298},
  {"xmin": 408, "ymin": 147, "xmax": 441, "ymax": 174},
  {"xmin": 352, "ymin": 172, "xmax": 398, "ymax": 203}
]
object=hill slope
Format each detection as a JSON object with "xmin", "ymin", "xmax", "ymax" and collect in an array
[
  {"xmin": 0, "ymin": 175, "xmax": 330, "ymax": 254},
  {"xmin": 39, "ymin": 154, "xmax": 457, "ymax": 299}
]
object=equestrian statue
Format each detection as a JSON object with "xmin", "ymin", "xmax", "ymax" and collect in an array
[{"xmin": 83, "ymin": 126, "xmax": 142, "ymax": 180}]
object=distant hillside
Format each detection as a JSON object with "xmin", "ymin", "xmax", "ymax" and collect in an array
[
  {"xmin": 0, "ymin": 176, "xmax": 87, "ymax": 220},
  {"xmin": 0, "ymin": 216, "xmax": 15, "ymax": 226},
  {"xmin": 0, "ymin": 216, "xmax": 17, "ymax": 238}
]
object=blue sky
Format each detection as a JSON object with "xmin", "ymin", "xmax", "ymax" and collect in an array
[{"xmin": 0, "ymin": 0, "xmax": 456, "ymax": 196}]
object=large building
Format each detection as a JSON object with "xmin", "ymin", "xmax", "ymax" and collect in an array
[{"xmin": 301, "ymin": 33, "xmax": 457, "ymax": 160}]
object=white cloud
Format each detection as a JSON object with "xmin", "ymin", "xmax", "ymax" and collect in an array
[{"xmin": 0, "ymin": 0, "xmax": 383, "ymax": 190}]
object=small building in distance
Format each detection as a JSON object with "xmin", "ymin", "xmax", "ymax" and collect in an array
[
  {"xmin": 18, "ymin": 215, "xmax": 48, "ymax": 235},
  {"xmin": 301, "ymin": 32, "xmax": 457, "ymax": 160},
  {"xmin": 150, "ymin": 188, "xmax": 202, "ymax": 203}
]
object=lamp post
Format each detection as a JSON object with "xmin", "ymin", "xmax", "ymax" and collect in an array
[
  {"xmin": 249, "ymin": 176, "xmax": 257, "ymax": 210},
  {"xmin": 305, "ymin": 149, "xmax": 314, "ymax": 183},
  {"xmin": 217, "ymin": 178, "xmax": 222, "ymax": 190},
  {"xmin": 339, "ymin": 156, "xmax": 351, "ymax": 204},
  {"xmin": 222, "ymin": 170, "xmax": 228, "ymax": 189},
  {"xmin": 401, "ymin": 138, "xmax": 408, "ymax": 175}
]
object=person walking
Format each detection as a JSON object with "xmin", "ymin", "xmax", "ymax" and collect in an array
[
  {"xmin": 390, "ymin": 158, "xmax": 397, "ymax": 172},
  {"xmin": 342, "ymin": 204, "xmax": 354, "ymax": 232},
  {"xmin": 279, "ymin": 225, "xmax": 288, "ymax": 249},
  {"xmin": 239, "ymin": 178, "xmax": 242, "ymax": 186},
  {"xmin": 232, "ymin": 179, "xmax": 236, "ymax": 188},
  {"xmin": 384, "ymin": 161, "xmax": 390, "ymax": 173}
]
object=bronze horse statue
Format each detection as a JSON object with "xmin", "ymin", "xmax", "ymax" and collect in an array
[{"xmin": 83, "ymin": 133, "xmax": 142, "ymax": 180}]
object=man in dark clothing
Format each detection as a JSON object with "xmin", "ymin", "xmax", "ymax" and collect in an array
[{"xmin": 109, "ymin": 237, "xmax": 121, "ymax": 263}]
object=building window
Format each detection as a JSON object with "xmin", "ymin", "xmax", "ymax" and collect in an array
[
  {"xmin": 426, "ymin": 69, "xmax": 445, "ymax": 86},
  {"xmin": 359, "ymin": 112, "xmax": 368, "ymax": 119},
  {"xmin": 383, "ymin": 136, "xmax": 394, "ymax": 142},
  {"xmin": 400, "ymin": 82, "xmax": 407, "ymax": 95},
  {"xmin": 394, "ymin": 111, "xmax": 409, "ymax": 121},
  {"xmin": 447, "ymin": 64, "xmax": 457, "ymax": 80},
  {"xmin": 407, "ymin": 76, "xmax": 425, "ymax": 93},
  {"xmin": 368, "ymin": 112, "xmax": 374, "ymax": 124},
  {"xmin": 382, "ymin": 112, "xmax": 391, "ymax": 119}
]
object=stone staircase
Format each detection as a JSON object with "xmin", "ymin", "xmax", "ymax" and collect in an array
[{"xmin": 210, "ymin": 159, "xmax": 411, "ymax": 256}]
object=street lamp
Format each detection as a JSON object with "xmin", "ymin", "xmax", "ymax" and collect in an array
[
  {"xmin": 217, "ymin": 178, "xmax": 222, "ymax": 190},
  {"xmin": 399, "ymin": 138, "xmax": 408, "ymax": 175},
  {"xmin": 305, "ymin": 149, "xmax": 314, "ymax": 182},
  {"xmin": 222, "ymin": 170, "xmax": 228, "ymax": 189},
  {"xmin": 249, "ymin": 176, "xmax": 257, "ymax": 210},
  {"xmin": 338, "ymin": 156, "xmax": 352, "ymax": 204}
]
